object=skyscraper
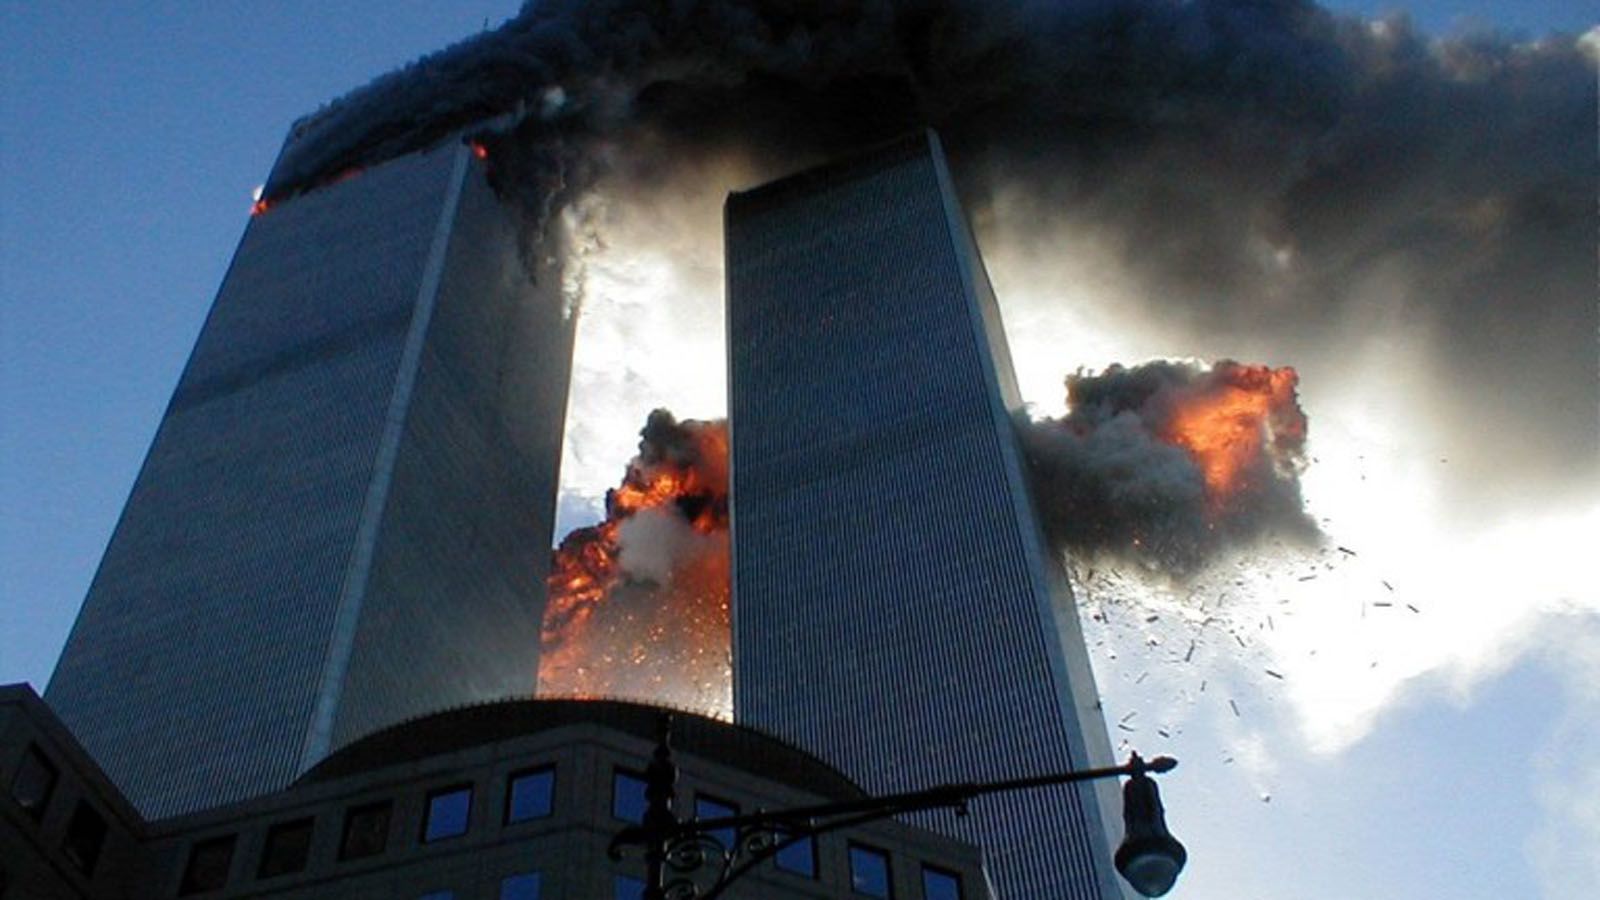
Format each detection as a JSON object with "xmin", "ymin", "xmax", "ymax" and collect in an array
[
  {"xmin": 728, "ymin": 132, "xmax": 1128, "ymax": 899},
  {"xmin": 46, "ymin": 131, "xmax": 574, "ymax": 819}
]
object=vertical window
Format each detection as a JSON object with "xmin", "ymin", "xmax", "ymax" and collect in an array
[
  {"xmin": 500, "ymin": 872, "xmax": 542, "ymax": 900},
  {"xmin": 60, "ymin": 801, "xmax": 108, "ymax": 875},
  {"xmin": 693, "ymin": 795, "xmax": 738, "ymax": 851},
  {"xmin": 257, "ymin": 817, "xmax": 314, "ymax": 878},
  {"xmin": 505, "ymin": 767, "xmax": 554, "ymax": 823},
  {"xmin": 612, "ymin": 770, "xmax": 648, "ymax": 823},
  {"xmin": 613, "ymin": 875, "xmax": 646, "ymax": 900},
  {"xmin": 339, "ymin": 801, "xmax": 392, "ymax": 861},
  {"xmin": 921, "ymin": 866, "xmax": 963, "ymax": 900},
  {"xmin": 422, "ymin": 784, "xmax": 473, "ymax": 843},
  {"xmin": 774, "ymin": 830, "xmax": 817, "ymax": 878},
  {"xmin": 9, "ymin": 745, "xmax": 58, "ymax": 820},
  {"xmin": 849, "ymin": 844, "xmax": 892, "ymax": 897},
  {"xmin": 179, "ymin": 834, "xmax": 237, "ymax": 895}
]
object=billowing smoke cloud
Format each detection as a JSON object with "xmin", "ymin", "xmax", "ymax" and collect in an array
[
  {"xmin": 265, "ymin": 0, "xmax": 1595, "ymax": 518},
  {"xmin": 1022, "ymin": 360, "xmax": 1315, "ymax": 573}
]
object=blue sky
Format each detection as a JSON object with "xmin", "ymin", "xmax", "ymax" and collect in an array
[{"xmin": 2, "ymin": 3, "xmax": 1595, "ymax": 898}]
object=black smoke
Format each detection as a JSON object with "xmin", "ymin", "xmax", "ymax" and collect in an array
[{"xmin": 268, "ymin": 0, "xmax": 1595, "ymax": 521}]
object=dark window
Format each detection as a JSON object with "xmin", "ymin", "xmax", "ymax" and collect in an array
[
  {"xmin": 179, "ymin": 835, "xmax": 236, "ymax": 895},
  {"xmin": 613, "ymin": 875, "xmax": 646, "ymax": 900},
  {"xmin": 418, "ymin": 892, "xmax": 454, "ymax": 900},
  {"xmin": 257, "ymin": 818, "xmax": 314, "ymax": 878},
  {"xmin": 9, "ymin": 745, "xmax": 58, "ymax": 820},
  {"xmin": 60, "ymin": 801, "xmax": 108, "ymax": 875},
  {"xmin": 500, "ymin": 872, "xmax": 542, "ymax": 900},
  {"xmin": 339, "ymin": 801, "xmax": 392, "ymax": 861},
  {"xmin": 505, "ymin": 767, "xmax": 554, "ymax": 823},
  {"xmin": 921, "ymin": 866, "xmax": 963, "ymax": 900},
  {"xmin": 774, "ymin": 830, "xmax": 817, "ymax": 878},
  {"xmin": 850, "ymin": 844, "xmax": 892, "ymax": 897},
  {"xmin": 694, "ymin": 795, "xmax": 738, "ymax": 851},
  {"xmin": 422, "ymin": 784, "xmax": 472, "ymax": 843},
  {"xmin": 612, "ymin": 770, "xmax": 648, "ymax": 823}
]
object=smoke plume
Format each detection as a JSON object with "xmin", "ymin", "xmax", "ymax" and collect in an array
[
  {"xmin": 265, "ymin": 0, "xmax": 1594, "ymax": 516},
  {"xmin": 1023, "ymin": 360, "xmax": 1315, "ymax": 573}
]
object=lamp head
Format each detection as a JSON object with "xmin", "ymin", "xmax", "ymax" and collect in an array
[{"xmin": 1114, "ymin": 758, "xmax": 1186, "ymax": 897}]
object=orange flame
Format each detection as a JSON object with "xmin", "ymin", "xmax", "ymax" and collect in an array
[
  {"xmin": 1159, "ymin": 363, "xmax": 1305, "ymax": 513},
  {"xmin": 538, "ymin": 416, "xmax": 730, "ymax": 717}
]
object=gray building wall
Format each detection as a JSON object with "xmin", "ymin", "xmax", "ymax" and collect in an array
[
  {"xmin": 45, "ymin": 133, "xmax": 572, "ymax": 820},
  {"xmin": 727, "ymin": 133, "xmax": 1126, "ymax": 900}
]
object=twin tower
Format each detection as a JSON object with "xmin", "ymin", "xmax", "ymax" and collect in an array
[{"xmin": 47, "ymin": 129, "xmax": 1128, "ymax": 898}]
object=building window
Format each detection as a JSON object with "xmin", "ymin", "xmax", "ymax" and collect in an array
[
  {"xmin": 500, "ymin": 872, "xmax": 542, "ymax": 900},
  {"xmin": 505, "ymin": 767, "xmax": 554, "ymax": 823},
  {"xmin": 339, "ymin": 800, "xmax": 392, "ymax": 861},
  {"xmin": 418, "ymin": 892, "xmax": 454, "ymax": 900},
  {"xmin": 612, "ymin": 770, "xmax": 648, "ymax": 823},
  {"xmin": 850, "ymin": 844, "xmax": 893, "ymax": 897},
  {"xmin": 921, "ymin": 866, "xmax": 963, "ymax": 900},
  {"xmin": 773, "ymin": 830, "xmax": 817, "ymax": 878},
  {"xmin": 60, "ymin": 800, "xmax": 108, "ymax": 875},
  {"xmin": 179, "ymin": 834, "xmax": 237, "ymax": 895},
  {"xmin": 257, "ymin": 817, "xmax": 314, "ymax": 878},
  {"xmin": 693, "ymin": 794, "xmax": 738, "ymax": 851},
  {"xmin": 422, "ymin": 784, "xmax": 473, "ymax": 843},
  {"xmin": 614, "ymin": 875, "xmax": 646, "ymax": 900},
  {"xmin": 9, "ymin": 745, "xmax": 58, "ymax": 820}
]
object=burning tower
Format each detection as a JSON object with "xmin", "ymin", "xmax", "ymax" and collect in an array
[
  {"xmin": 728, "ymin": 132, "xmax": 1128, "ymax": 899},
  {"xmin": 45, "ymin": 132, "xmax": 574, "ymax": 818}
]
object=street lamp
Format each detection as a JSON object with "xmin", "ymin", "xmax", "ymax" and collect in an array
[{"xmin": 610, "ymin": 716, "xmax": 1186, "ymax": 899}]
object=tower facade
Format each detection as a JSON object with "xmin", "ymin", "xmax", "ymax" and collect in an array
[
  {"xmin": 727, "ymin": 133, "xmax": 1127, "ymax": 899},
  {"xmin": 46, "ymin": 134, "xmax": 573, "ymax": 818}
]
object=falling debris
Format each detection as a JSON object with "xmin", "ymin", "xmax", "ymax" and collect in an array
[
  {"xmin": 1135, "ymin": 671, "xmax": 1149, "ymax": 684},
  {"xmin": 1229, "ymin": 699, "xmax": 1241, "ymax": 717},
  {"xmin": 1120, "ymin": 711, "xmax": 1138, "ymax": 723},
  {"xmin": 1382, "ymin": 580, "xmax": 1395, "ymax": 592},
  {"xmin": 1265, "ymin": 669, "xmax": 1285, "ymax": 680},
  {"xmin": 1158, "ymin": 729, "xmax": 1171, "ymax": 738},
  {"xmin": 1407, "ymin": 604, "xmax": 1421, "ymax": 614},
  {"xmin": 1297, "ymin": 574, "xmax": 1317, "ymax": 582},
  {"xmin": 1184, "ymin": 640, "xmax": 1196, "ymax": 662}
]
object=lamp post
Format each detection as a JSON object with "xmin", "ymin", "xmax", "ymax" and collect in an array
[{"xmin": 609, "ymin": 716, "xmax": 1186, "ymax": 899}]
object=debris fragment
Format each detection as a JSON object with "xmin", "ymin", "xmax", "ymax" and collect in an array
[
  {"xmin": 1382, "ymin": 580, "xmax": 1394, "ymax": 592},
  {"xmin": 1135, "ymin": 671, "xmax": 1149, "ymax": 684},
  {"xmin": 1120, "ymin": 711, "xmax": 1138, "ymax": 723},
  {"xmin": 1145, "ymin": 614, "xmax": 1160, "ymax": 623},
  {"xmin": 1297, "ymin": 574, "xmax": 1317, "ymax": 582},
  {"xmin": 1265, "ymin": 669, "xmax": 1284, "ymax": 680},
  {"xmin": 1184, "ymin": 640, "xmax": 1196, "ymax": 662},
  {"xmin": 1406, "ymin": 603, "xmax": 1421, "ymax": 614},
  {"xmin": 1117, "ymin": 722, "xmax": 1137, "ymax": 732},
  {"xmin": 1200, "ymin": 680, "xmax": 1208, "ymax": 693},
  {"xmin": 1373, "ymin": 601, "xmax": 1393, "ymax": 608},
  {"xmin": 1229, "ymin": 699, "xmax": 1240, "ymax": 717},
  {"xmin": 1337, "ymin": 546, "xmax": 1356, "ymax": 556},
  {"xmin": 1158, "ymin": 728, "xmax": 1171, "ymax": 738}
]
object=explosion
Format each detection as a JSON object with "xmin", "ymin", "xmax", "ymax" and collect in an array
[
  {"xmin": 538, "ymin": 410, "xmax": 731, "ymax": 717},
  {"xmin": 1024, "ymin": 360, "xmax": 1313, "ymax": 573}
]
